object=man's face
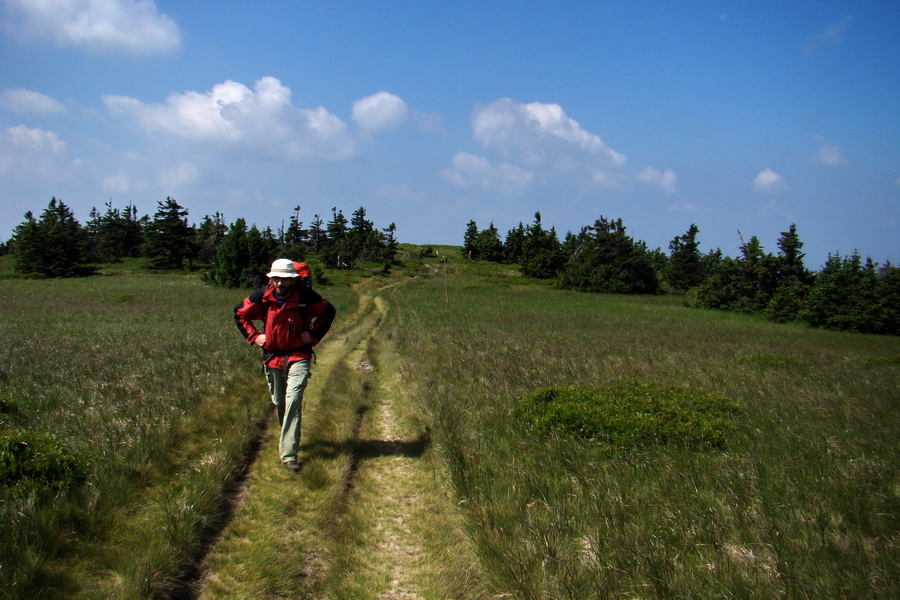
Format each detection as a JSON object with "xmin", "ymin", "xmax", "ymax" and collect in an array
[{"xmin": 270, "ymin": 276, "xmax": 295, "ymax": 296}]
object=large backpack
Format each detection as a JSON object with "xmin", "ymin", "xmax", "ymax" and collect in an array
[{"xmin": 292, "ymin": 261, "xmax": 313, "ymax": 289}]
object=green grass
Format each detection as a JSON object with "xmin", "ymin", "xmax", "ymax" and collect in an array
[
  {"xmin": 0, "ymin": 273, "xmax": 357, "ymax": 599},
  {"xmin": 384, "ymin": 264, "xmax": 900, "ymax": 599},
  {"xmin": 1, "ymin": 255, "xmax": 898, "ymax": 598}
]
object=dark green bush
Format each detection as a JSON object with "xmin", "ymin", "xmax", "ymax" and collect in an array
[
  {"xmin": 0, "ymin": 429, "xmax": 86, "ymax": 498},
  {"xmin": 516, "ymin": 382, "xmax": 739, "ymax": 449},
  {"xmin": 738, "ymin": 353, "xmax": 803, "ymax": 368}
]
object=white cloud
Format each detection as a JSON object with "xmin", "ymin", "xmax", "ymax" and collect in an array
[
  {"xmin": 472, "ymin": 98, "xmax": 626, "ymax": 168},
  {"xmin": 0, "ymin": 125, "xmax": 74, "ymax": 181},
  {"xmin": 104, "ymin": 77, "xmax": 355, "ymax": 161},
  {"xmin": 441, "ymin": 151, "xmax": 534, "ymax": 193},
  {"xmin": 0, "ymin": 88, "xmax": 67, "ymax": 113},
  {"xmin": 2, "ymin": 0, "xmax": 181, "ymax": 55},
  {"xmin": 448, "ymin": 99, "xmax": 675, "ymax": 195},
  {"xmin": 7, "ymin": 125, "xmax": 66, "ymax": 153},
  {"xmin": 638, "ymin": 166, "xmax": 678, "ymax": 193},
  {"xmin": 813, "ymin": 140, "xmax": 849, "ymax": 167},
  {"xmin": 804, "ymin": 15, "xmax": 853, "ymax": 54},
  {"xmin": 754, "ymin": 168, "xmax": 787, "ymax": 193},
  {"xmin": 351, "ymin": 91, "xmax": 409, "ymax": 133}
]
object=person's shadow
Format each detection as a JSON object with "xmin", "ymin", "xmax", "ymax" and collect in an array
[
  {"xmin": 297, "ymin": 405, "xmax": 432, "ymax": 476},
  {"xmin": 297, "ymin": 405, "xmax": 431, "ymax": 508},
  {"xmin": 169, "ymin": 405, "xmax": 432, "ymax": 600}
]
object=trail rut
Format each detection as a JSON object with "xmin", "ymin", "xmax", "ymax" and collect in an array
[{"xmin": 193, "ymin": 288, "xmax": 465, "ymax": 599}]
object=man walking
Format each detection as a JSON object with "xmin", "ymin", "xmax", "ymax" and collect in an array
[{"xmin": 234, "ymin": 259, "xmax": 336, "ymax": 471}]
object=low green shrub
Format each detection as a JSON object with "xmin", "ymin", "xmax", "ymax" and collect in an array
[
  {"xmin": 104, "ymin": 293, "xmax": 136, "ymax": 303},
  {"xmin": 0, "ymin": 393, "xmax": 26, "ymax": 428},
  {"xmin": 0, "ymin": 428, "xmax": 86, "ymax": 498},
  {"xmin": 864, "ymin": 355, "xmax": 900, "ymax": 366},
  {"xmin": 516, "ymin": 382, "xmax": 739, "ymax": 448},
  {"xmin": 738, "ymin": 352, "xmax": 803, "ymax": 368}
]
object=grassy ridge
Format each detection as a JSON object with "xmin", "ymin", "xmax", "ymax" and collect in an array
[{"xmin": 385, "ymin": 259, "xmax": 900, "ymax": 598}]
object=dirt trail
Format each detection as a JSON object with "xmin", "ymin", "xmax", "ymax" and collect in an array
[
  {"xmin": 345, "ymin": 297, "xmax": 428, "ymax": 599},
  {"xmin": 194, "ymin": 288, "xmax": 467, "ymax": 599}
]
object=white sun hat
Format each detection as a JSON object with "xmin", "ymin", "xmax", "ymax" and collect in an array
[{"xmin": 266, "ymin": 258, "xmax": 299, "ymax": 278}]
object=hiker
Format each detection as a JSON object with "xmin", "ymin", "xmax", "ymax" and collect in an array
[{"xmin": 234, "ymin": 258, "xmax": 336, "ymax": 472}]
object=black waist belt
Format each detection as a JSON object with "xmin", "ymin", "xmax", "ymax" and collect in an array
[
  {"xmin": 264, "ymin": 346, "xmax": 312, "ymax": 377},
  {"xmin": 269, "ymin": 346, "xmax": 308, "ymax": 356}
]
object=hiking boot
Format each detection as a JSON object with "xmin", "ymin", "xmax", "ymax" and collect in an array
[{"xmin": 283, "ymin": 459, "xmax": 300, "ymax": 472}]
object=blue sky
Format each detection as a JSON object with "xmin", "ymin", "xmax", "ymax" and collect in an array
[{"xmin": 1, "ymin": 0, "xmax": 898, "ymax": 268}]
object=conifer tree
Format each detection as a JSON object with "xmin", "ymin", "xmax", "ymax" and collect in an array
[
  {"xmin": 144, "ymin": 197, "xmax": 194, "ymax": 270},
  {"xmin": 664, "ymin": 223, "xmax": 705, "ymax": 292},
  {"xmin": 463, "ymin": 220, "xmax": 479, "ymax": 259},
  {"xmin": 194, "ymin": 212, "xmax": 227, "ymax": 266},
  {"xmin": 308, "ymin": 214, "xmax": 327, "ymax": 253},
  {"xmin": 323, "ymin": 207, "xmax": 349, "ymax": 267},
  {"xmin": 800, "ymin": 252, "xmax": 884, "ymax": 333},
  {"xmin": 557, "ymin": 216, "xmax": 658, "ymax": 294},
  {"xmin": 348, "ymin": 206, "xmax": 379, "ymax": 262},
  {"xmin": 382, "ymin": 222, "xmax": 399, "ymax": 264},
  {"xmin": 12, "ymin": 198, "xmax": 92, "ymax": 277},
  {"xmin": 504, "ymin": 222, "xmax": 525, "ymax": 264},
  {"xmin": 282, "ymin": 205, "xmax": 307, "ymax": 260},
  {"xmin": 212, "ymin": 219, "xmax": 276, "ymax": 287},
  {"xmin": 520, "ymin": 212, "xmax": 563, "ymax": 278},
  {"xmin": 476, "ymin": 222, "xmax": 505, "ymax": 263}
]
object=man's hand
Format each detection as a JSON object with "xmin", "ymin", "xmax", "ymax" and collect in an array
[
  {"xmin": 300, "ymin": 331, "xmax": 313, "ymax": 344},
  {"xmin": 253, "ymin": 334, "xmax": 266, "ymax": 347}
]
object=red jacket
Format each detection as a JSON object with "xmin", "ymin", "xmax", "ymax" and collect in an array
[{"xmin": 234, "ymin": 283, "xmax": 336, "ymax": 369}]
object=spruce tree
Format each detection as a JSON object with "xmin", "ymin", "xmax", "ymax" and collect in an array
[
  {"xmin": 520, "ymin": 213, "xmax": 563, "ymax": 279},
  {"xmin": 195, "ymin": 212, "xmax": 227, "ymax": 266},
  {"xmin": 308, "ymin": 214, "xmax": 327, "ymax": 253},
  {"xmin": 212, "ymin": 219, "xmax": 275, "ymax": 287},
  {"xmin": 283, "ymin": 205, "xmax": 307, "ymax": 259},
  {"xmin": 664, "ymin": 224, "xmax": 705, "ymax": 292},
  {"xmin": 504, "ymin": 222, "xmax": 525, "ymax": 264},
  {"xmin": 463, "ymin": 220, "xmax": 479, "ymax": 259},
  {"xmin": 324, "ymin": 207, "xmax": 349, "ymax": 267},
  {"xmin": 382, "ymin": 222, "xmax": 399, "ymax": 264},
  {"xmin": 213, "ymin": 218, "xmax": 249, "ymax": 287},
  {"xmin": 12, "ymin": 198, "xmax": 91, "ymax": 277},
  {"xmin": 476, "ymin": 222, "xmax": 505, "ymax": 263},
  {"xmin": 557, "ymin": 217, "xmax": 658, "ymax": 294},
  {"xmin": 86, "ymin": 201, "xmax": 144, "ymax": 262},
  {"xmin": 800, "ymin": 253, "xmax": 883, "ymax": 333},
  {"xmin": 144, "ymin": 197, "xmax": 194, "ymax": 270}
]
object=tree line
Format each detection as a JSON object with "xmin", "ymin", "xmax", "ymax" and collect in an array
[
  {"xmin": 464, "ymin": 213, "xmax": 899, "ymax": 335},
  {"xmin": 3, "ymin": 197, "xmax": 398, "ymax": 287}
]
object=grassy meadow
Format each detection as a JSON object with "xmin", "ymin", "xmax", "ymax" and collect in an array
[
  {"xmin": 0, "ymin": 253, "xmax": 898, "ymax": 598},
  {"xmin": 383, "ymin": 259, "xmax": 899, "ymax": 598},
  {"xmin": 0, "ymin": 269, "xmax": 358, "ymax": 598}
]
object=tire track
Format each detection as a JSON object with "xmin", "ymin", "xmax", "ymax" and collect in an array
[
  {"xmin": 336, "ymin": 295, "xmax": 431, "ymax": 599},
  {"xmin": 195, "ymin": 286, "xmax": 446, "ymax": 599},
  {"xmin": 192, "ymin": 292, "xmax": 386, "ymax": 599}
]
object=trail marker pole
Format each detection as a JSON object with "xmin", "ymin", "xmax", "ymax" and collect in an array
[{"xmin": 443, "ymin": 256, "xmax": 449, "ymax": 305}]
